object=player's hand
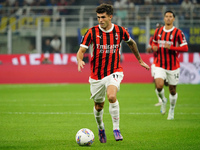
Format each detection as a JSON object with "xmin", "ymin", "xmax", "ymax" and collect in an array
[
  {"xmin": 152, "ymin": 45, "xmax": 158, "ymax": 52},
  {"xmin": 78, "ymin": 60, "xmax": 85, "ymax": 72},
  {"xmin": 139, "ymin": 61, "xmax": 150, "ymax": 70},
  {"xmin": 146, "ymin": 47, "xmax": 152, "ymax": 53},
  {"xmin": 164, "ymin": 42, "xmax": 171, "ymax": 49}
]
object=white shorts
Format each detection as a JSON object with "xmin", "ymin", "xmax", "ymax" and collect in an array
[
  {"xmin": 151, "ymin": 64, "xmax": 156, "ymax": 77},
  {"xmin": 154, "ymin": 66, "xmax": 180, "ymax": 85},
  {"xmin": 89, "ymin": 72, "xmax": 124, "ymax": 103}
]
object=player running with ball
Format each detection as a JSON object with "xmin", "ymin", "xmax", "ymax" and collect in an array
[{"xmin": 77, "ymin": 4, "xmax": 149, "ymax": 143}]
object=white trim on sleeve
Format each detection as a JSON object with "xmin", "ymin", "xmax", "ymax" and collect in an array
[
  {"xmin": 153, "ymin": 39, "xmax": 157, "ymax": 43},
  {"xmin": 180, "ymin": 43, "xmax": 187, "ymax": 47},
  {"xmin": 125, "ymin": 37, "xmax": 131, "ymax": 42},
  {"xmin": 80, "ymin": 44, "xmax": 88, "ymax": 49}
]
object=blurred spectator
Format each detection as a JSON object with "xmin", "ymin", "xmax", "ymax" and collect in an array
[
  {"xmin": 27, "ymin": 44, "xmax": 37, "ymax": 54},
  {"xmin": 97, "ymin": 0, "xmax": 113, "ymax": 5},
  {"xmin": 106, "ymin": 0, "xmax": 113, "ymax": 4},
  {"xmin": 24, "ymin": 0, "xmax": 34, "ymax": 6},
  {"xmin": 39, "ymin": 0, "xmax": 47, "ymax": 6},
  {"xmin": 41, "ymin": 38, "xmax": 53, "ymax": 64},
  {"xmin": 144, "ymin": 0, "xmax": 152, "ymax": 5},
  {"xmin": 128, "ymin": 0, "xmax": 135, "ymax": 8},
  {"xmin": 171, "ymin": 0, "xmax": 180, "ymax": 5},
  {"xmin": 181, "ymin": 0, "xmax": 193, "ymax": 11},
  {"xmin": 165, "ymin": 0, "xmax": 172, "ymax": 5},
  {"xmin": 127, "ymin": 0, "xmax": 135, "ymax": 20},
  {"xmin": 6, "ymin": 0, "xmax": 16, "ymax": 6},
  {"xmin": 149, "ymin": 6, "xmax": 158, "ymax": 19},
  {"xmin": 58, "ymin": 0, "xmax": 69, "ymax": 15},
  {"xmin": 47, "ymin": 0, "xmax": 57, "ymax": 6},
  {"xmin": 97, "ymin": 0, "xmax": 105, "ymax": 5},
  {"xmin": 50, "ymin": 35, "xmax": 61, "ymax": 53},
  {"xmin": 134, "ymin": 0, "xmax": 144, "ymax": 5},
  {"xmin": 120, "ymin": 0, "xmax": 128, "ymax": 7},
  {"xmin": 43, "ymin": 39, "xmax": 53, "ymax": 54},
  {"xmin": 114, "ymin": 0, "xmax": 129, "ymax": 8},
  {"xmin": 12, "ymin": 1, "xmax": 20, "ymax": 14},
  {"xmin": 156, "ymin": 0, "xmax": 165, "ymax": 5},
  {"xmin": 114, "ymin": 0, "xmax": 120, "ymax": 8},
  {"xmin": 0, "ymin": 0, "xmax": 6, "ymax": 5},
  {"xmin": 116, "ymin": 6, "xmax": 128, "ymax": 20},
  {"xmin": 45, "ymin": 0, "xmax": 58, "ymax": 15}
]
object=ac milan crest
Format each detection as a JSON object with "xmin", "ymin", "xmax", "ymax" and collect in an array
[{"xmin": 115, "ymin": 33, "xmax": 118, "ymax": 40}]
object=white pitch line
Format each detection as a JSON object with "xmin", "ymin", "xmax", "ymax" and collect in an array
[{"xmin": 0, "ymin": 112, "xmax": 200, "ymax": 115}]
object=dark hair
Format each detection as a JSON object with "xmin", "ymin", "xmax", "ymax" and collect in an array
[
  {"xmin": 96, "ymin": 3, "xmax": 113, "ymax": 15},
  {"xmin": 164, "ymin": 10, "xmax": 175, "ymax": 18}
]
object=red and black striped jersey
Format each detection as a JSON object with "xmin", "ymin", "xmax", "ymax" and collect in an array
[
  {"xmin": 80, "ymin": 24, "xmax": 130, "ymax": 80},
  {"xmin": 152, "ymin": 26, "xmax": 187, "ymax": 70},
  {"xmin": 149, "ymin": 36, "xmax": 153, "ymax": 46},
  {"xmin": 148, "ymin": 36, "xmax": 157, "ymax": 64}
]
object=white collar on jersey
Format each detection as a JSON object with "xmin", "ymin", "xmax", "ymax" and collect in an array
[
  {"xmin": 98, "ymin": 23, "xmax": 114, "ymax": 33},
  {"xmin": 163, "ymin": 26, "xmax": 175, "ymax": 32}
]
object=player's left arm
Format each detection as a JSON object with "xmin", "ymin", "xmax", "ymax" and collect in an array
[
  {"xmin": 126, "ymin": 38, "xmax": 150, "ymax": 70},
  {"xmin": 164, "ymin": 43, "xmax": 188, "ymax": 52},
  {"xmin": 164, "ymin": 31, "xmax": 188, "ymax": 52},
  {"xmin": 169, "ymin": 44, "xmax": 188, "ymax": 52}
]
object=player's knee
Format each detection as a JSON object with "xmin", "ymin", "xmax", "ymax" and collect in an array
[
  {"xmin": 156, "ymin": 82, "xmax": 164, "ymax": 91},
  {"xmin": 95, "ymin": 103, "xmax": 104, "ymax": 112},
  {"xmin": 107, "ymin": 94, "xmax": 116, "ymax": 103},
  {"xmin": 169, "ymin": 88, "xmax": 176, "ymax": 95},
  {"xmin": 169, "ymin": 85, "xmax": 176, "ymax": 95},
  {"xmin": 156, "ymin": 87, "xmax": 163, "ymax": 92},
  {"xmin": 170, "ymin": 91, "xmax": 176, "ymax": 95}
]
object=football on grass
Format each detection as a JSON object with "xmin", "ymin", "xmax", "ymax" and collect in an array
[{"xmin": 75, "ymin": 128, "xmax": 95, "ymax": 146}]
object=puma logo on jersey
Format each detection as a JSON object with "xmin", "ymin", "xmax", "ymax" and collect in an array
[{"xmin": 97, "ymin": 35, "xmax": 102, "ymax": 39}]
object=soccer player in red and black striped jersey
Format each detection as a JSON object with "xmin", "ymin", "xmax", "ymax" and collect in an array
[
  {"xmin": 146, "ymin": 23, "xmax": 169, "ymax": 107},
  {"xmin": 152, "ymin": 10, "xmax": 188, "ymax": 120},
  {"xmin": 77, "ymin": 4, "xmax": 149, "ymax": 143}
]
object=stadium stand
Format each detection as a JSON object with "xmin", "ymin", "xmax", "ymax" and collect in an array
[{"xmin": 0, "ymin": 0, "xmax": 200, "ymax": 54}]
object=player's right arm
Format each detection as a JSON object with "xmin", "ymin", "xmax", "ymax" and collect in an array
[
  {"xmin": 77, "ymin": 28, "xmax": 92, "ymax": 72},
  {"xmin": 77, "ymin": 46, "xmax": 87, "ymax": 72},
  {"xmin": 152, "ymin": 28, "xmax": 159, "ymax": 52},
  {"xmin": 146, "ymin": 36, "xmax": 153, "ymax": 53}
]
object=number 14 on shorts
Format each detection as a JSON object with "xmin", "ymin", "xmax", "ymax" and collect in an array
[{"xmin": 174, "ymin": 73, "xmax": 179, "ymax": 79}]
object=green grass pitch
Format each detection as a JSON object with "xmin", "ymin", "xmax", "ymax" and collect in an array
[{"xmin": 0, "ymin": 83, "xmax": 200, "ymax": 150}]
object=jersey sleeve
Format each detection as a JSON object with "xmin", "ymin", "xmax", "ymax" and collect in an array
[
  {"xmin": 80, "ymin": 29, "xmax": 92, "ymax": 49},
  {"xmin": 149, "ymin": 36, "xmax": 153, "ymax": 47},
  {"xmin": 122, "ymin": 27, "xmax": 131, "ymax": 42},
  {"xmin": 177, "ymin": 30, "xmax": 187, "ymax": 47},
  {"xmin": 152, "ymin": 28, "xmax": 159, "ymax": 44}
]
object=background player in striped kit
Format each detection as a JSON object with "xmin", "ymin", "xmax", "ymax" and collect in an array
[
  {"xmin": 146, "ymin": 23, "xmax": 168, "ymax": 107},
  {"xmin": 152, "ymin": 10, "xmax": 188, "ymax": 120},
  {"xmin": 77, "ymin": 3, "xmax": 149, "ymax": 143}
]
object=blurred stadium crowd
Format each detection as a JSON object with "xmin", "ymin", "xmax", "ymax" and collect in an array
[
  {"xmin": 0, "ymin": 0, "xmax": 76, "ymax": 7},
  {"xmin": 0, "ymin": 0, "xmax": 199, "ymax": 7},
  {"xmin": 0, "ymin": 0, "xmax": 199, "ymax": 20},
  {"xmin": 0, "ymin": 0, "xmax": 199, "ymax": 54}
]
